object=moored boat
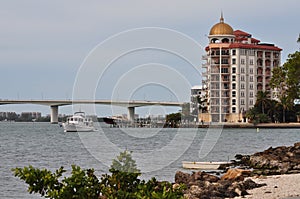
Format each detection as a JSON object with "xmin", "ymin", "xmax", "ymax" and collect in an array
[
  {"xmin": 62, "ymin": 112, "xmax": 95, "ymax": 132},
  {"xmin": 182, "ymin": 161, "xmax": 231, "ymax": 170}
]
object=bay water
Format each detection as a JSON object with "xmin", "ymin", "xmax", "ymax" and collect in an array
[{"xmin": 1, "ymin": 122, "xmax": 299, "ymax": 198}]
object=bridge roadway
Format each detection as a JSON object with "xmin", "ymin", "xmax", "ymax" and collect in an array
[{"xmin": 0, "ymin": 99, "xmax": 184, "ymax": 123}]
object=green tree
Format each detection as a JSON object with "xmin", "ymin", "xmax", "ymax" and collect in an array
[
  {"xmin": 270, "ymin": 66, "xmax": 287, "ymax": 95},
  {"xmin": 246, "ymin": 107, "xmax": 270, "ymax": 124},
  {"xmin": 270, "ymin": 45, "xmax": 300, "ymax": 122},
  {"xmin": 255, "ymin": 91, "xmax": 271, "ymax": 114},
  {"xmin": 111, "ymin": 150, "xmax": 140, "ymax": 173},
  {"xmin": 246, "ymin": 107, "xmax": 259, "ymax": 123},
  {"xmin": 165, "ymin": 112, "xmax": 181, "ymax": 127},
  {"xmin": 285, "ymin": 51, "xmax": 300, "ymax": 100},
  {"xmin": 267, "ymin": 100, "xmax": 280, "ymax": 122},
  {"xmin": 279, "ymin": 95, "xmax": 293, "ymax": 123}
]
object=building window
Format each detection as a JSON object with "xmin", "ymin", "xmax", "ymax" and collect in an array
[
  {"xmin": 222, "ymin": 58, "xmax": 229, "ymax": 64},
  {"xmin": 232, "ymin": 58, "xmax": 236, "ymax": 64},
  {"xmin": 232, "ymin": 107, "xmax": 236, "ymax": 113},
  {"xmin": 240, "ymin": 49, "xmax": 246, "ymax": 55},
  {"xmin": 250, "ymin": 92, "xmax": 253, "ymax": 97},
  {"xmin": 250, "ymin": 76, "xmax": 253, "ymax": 82},
  {"xmin": 250, "ymin": 68, "xmax": 253, "ymax": 74},
  {"xmin": 241, "ymin": 67, "xmax": 245, "ymax": 73},
  {"xmin": 232, "ymin": 49, "xmax": 236, "ymax": 55},
  {"xmin": 223, "ymin": 75, "xmax": 229, "ymax": 81},
  {"xmin": 241, "ymin": 99, "xmax": 245, "ymax": 105},
  {"xmin": 232, "ymin": 67, "xmax": 236, "ymax": 74},
  {"xmin": 232, "ymin": 75, "xmax": 236, "ymax": 81},
  {"xmin": 224, "ymin": 83, "xmax": 229, "ymax": 89},
  {"xmin": 241, "ymin": 75, "xmax": 245, "ymax": 81},
  {"xmin": 241, "ymin": 83, "xmax": 245, "ymax": 89},
  {"xmin": 241, "ymin": 59, "xmax": 245, "ymax": 65},
  {"xmin": 232, "ymin": 91, "xmax": 236, "ymax": 97},
  {"xmin": 250, "ymin": 59, "xmax": 254, "ymax": 65},
  {"xmin": 232, "ymin": 99, "xmax": 236, "ymax": 105},
  {"xmin": 241, "ymin": 91, "xmax": 245, "ymax": 97},
  {"xmin": 221, "ymin": 68, "xmax": 229, "ymax": 73},
  {"xmin": 250, "ymin": 84, "xmax": 253, "ymax": 90},
  {"xmin": 250, "ymin": 99, "xmax": 253, "ymax": 105},
  {"xmin": 232, "ymin": 83, "xmax": 236, "ymax": 89}
]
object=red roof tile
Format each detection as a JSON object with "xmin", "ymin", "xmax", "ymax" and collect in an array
[{"xmin": 229, "ymin": 43, "xmax": 282, "ymax": 51}]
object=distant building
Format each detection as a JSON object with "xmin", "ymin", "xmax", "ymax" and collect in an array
[
  {"xmin": 190, "ymin": 85, "xmax": 207, "ymax": 122},
  {"xmin": 0, "ymin": 112, "xmax": 18, "ymax": 120},
  {"xmin": 202, "ymin": 14, "xmax": 282, "ymax": 123},
  {"xmin": 20, "ymin": 112, "xmax": 41, "ymax": 120}
]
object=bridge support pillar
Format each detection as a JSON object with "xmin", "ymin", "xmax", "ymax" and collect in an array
[
  {"xmin": 128, "ymin": 107, "xmax": 135, "ymax": 122},
  {"xmin": 50, "ymin": 105, "xmax": 59, "ymax": 124}
]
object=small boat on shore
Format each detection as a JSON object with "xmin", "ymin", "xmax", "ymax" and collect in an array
[
  {"xmin": 182, "ymin": 161, "xmax": 231, "ymax": 170},
  {"xmin": 62, "ymin": 112, "xmax": 95, "ymax": 132}
]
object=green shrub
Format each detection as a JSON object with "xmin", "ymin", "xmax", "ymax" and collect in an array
[{"xmin": 12, "ymin": 150, "xmax": 185, "ymax": 199}]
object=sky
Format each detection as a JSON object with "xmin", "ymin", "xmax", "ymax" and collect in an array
[{"xmin": 0, "ymin": 0, "xmax": 299, "ymax": 117}]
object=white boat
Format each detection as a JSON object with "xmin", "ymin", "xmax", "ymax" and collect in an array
[
  {"xmin": 182, "ymin": 161, "xmax": 231, "ymax": 170},
  {"xmin": 62, "ymin": 112, "xmax": 95, "ymax": 132}
]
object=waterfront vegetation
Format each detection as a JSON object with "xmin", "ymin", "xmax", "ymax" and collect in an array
[{"xmin": 12, "ymin": 150, "xmax": 185, "ymax": 199}]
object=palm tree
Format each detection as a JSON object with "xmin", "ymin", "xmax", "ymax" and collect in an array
[
  {"xmin": 280, "ymin": 96, "xmax": 293, "ymax": 123},
  {"xmin": 267, "ymin": 100, "xmax": 280, "ymax": 122},
  {"xmin": 255, "ymin": 91, "xmax": 271, "ymax": 114}
]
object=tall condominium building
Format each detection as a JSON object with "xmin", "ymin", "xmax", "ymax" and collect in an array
[{"xmin": 201, "ymin": 15, "xmax": 282, "ymax": 123}]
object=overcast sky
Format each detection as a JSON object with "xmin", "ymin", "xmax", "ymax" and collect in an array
[{"xmin": 0, "ymin": 0, "xmax": 299, "ymax": 116}]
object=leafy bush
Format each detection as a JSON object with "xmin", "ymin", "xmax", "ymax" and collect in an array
[
  {"xmin": 12, "ymin": 150, "xmax": 185, "ymax": 199},
  {"xmin": 13, "ymin": 165, "xmax": 100, "ymax": 199}
]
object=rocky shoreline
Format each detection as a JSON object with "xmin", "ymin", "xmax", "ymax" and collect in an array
[{"xmin": 175, "ymin": 142, "xmax": 300, "ymax": 199}]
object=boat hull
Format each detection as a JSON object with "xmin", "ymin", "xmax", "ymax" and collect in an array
[
  {"xmin": 182, "ymin": 161, "xmax": 231, "ymax": 170},
  {"xmin": 62, "ymin": 123, "xmax": 95, "ymax": 132}
]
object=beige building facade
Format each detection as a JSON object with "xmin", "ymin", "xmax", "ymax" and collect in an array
[{"xmin": 201, "ymin": 15, "xmax": 282, "ymax": 123}]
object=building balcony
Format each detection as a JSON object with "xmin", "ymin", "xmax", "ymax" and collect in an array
[
  {"xmin": 221, "ymin": 86, "xmax": 230, "ymax": 90},
  {"xmin": 210, "ymin": 79, "xmax": 220, "ymax": 82},
  {"xmin": 257, "ymin": 78, "xmax": 263, "ymax": 83},
  {"xmin": 211, "ymin": 62, "xmax": 221, "ymax": 66},
  {"xmin": 210, "ymin": 70, "xmax": 220, "ymax": 74},
  {"xmin": 221, "ymin": 77, "xmax": 230, "ymax": 82}
]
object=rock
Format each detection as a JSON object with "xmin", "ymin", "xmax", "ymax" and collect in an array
[
  {"xmin": 243, "ymin": 178, "xmax": 266, "ymax": 189},
  {"xmin": 236, "ymin": 142, "xmax": 300, "ymax": 175},
  {"xmin": 201, "ymin": 172, "xmax": 220, "ymax": 183},
  {"xmin": 177, "ymin": 170, "xmax": 266, "ymax": 199},
  {"xmin": 189, "ymin": 185, "xmax": 202, "ymax": 196},
  {"xmin": 294, "ymin": 142, "xmax": 300, "ymax": 149},
  {"xmin": 221, "ymin": 168, "xmax": 251, "ymax": 181},
  {"xmin": 175, "ymin": 171, "xmax": 190, "ymax": 185}
]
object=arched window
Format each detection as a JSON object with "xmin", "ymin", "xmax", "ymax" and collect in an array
[
  {"xmin": 222, "ymin": 38, "xmax": 229, "ymax": 43},
  {"xmin": 211, "ymin": 38, "xmax": 220, "ymax": 43},
  {"xmin": 232, "ymin": 99, "xmax": 236, "ymax": 105}
]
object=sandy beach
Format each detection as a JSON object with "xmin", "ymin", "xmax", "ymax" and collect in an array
[{"xmin": 234, "ymin": 174, "xmax": 300, "ymax": 199}]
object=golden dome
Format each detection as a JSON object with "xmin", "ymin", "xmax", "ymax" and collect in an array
[{"xmin": 209, "ymin": 14, "xmax": 234, "ymax": 35}]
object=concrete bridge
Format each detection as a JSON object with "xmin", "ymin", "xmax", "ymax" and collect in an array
[{"xmin": 0, "ymin": 99, "xmax": 184, "ymax": 123}]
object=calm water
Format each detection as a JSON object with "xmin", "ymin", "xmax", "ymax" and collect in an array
[{"xmin": 1, "ymin": 122, "xmax": 300, "ymax": 199}]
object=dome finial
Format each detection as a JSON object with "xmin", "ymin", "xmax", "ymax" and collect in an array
[{"xmin": 220, "ymin": 11, "xmax": 224, "ymax": 23}]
